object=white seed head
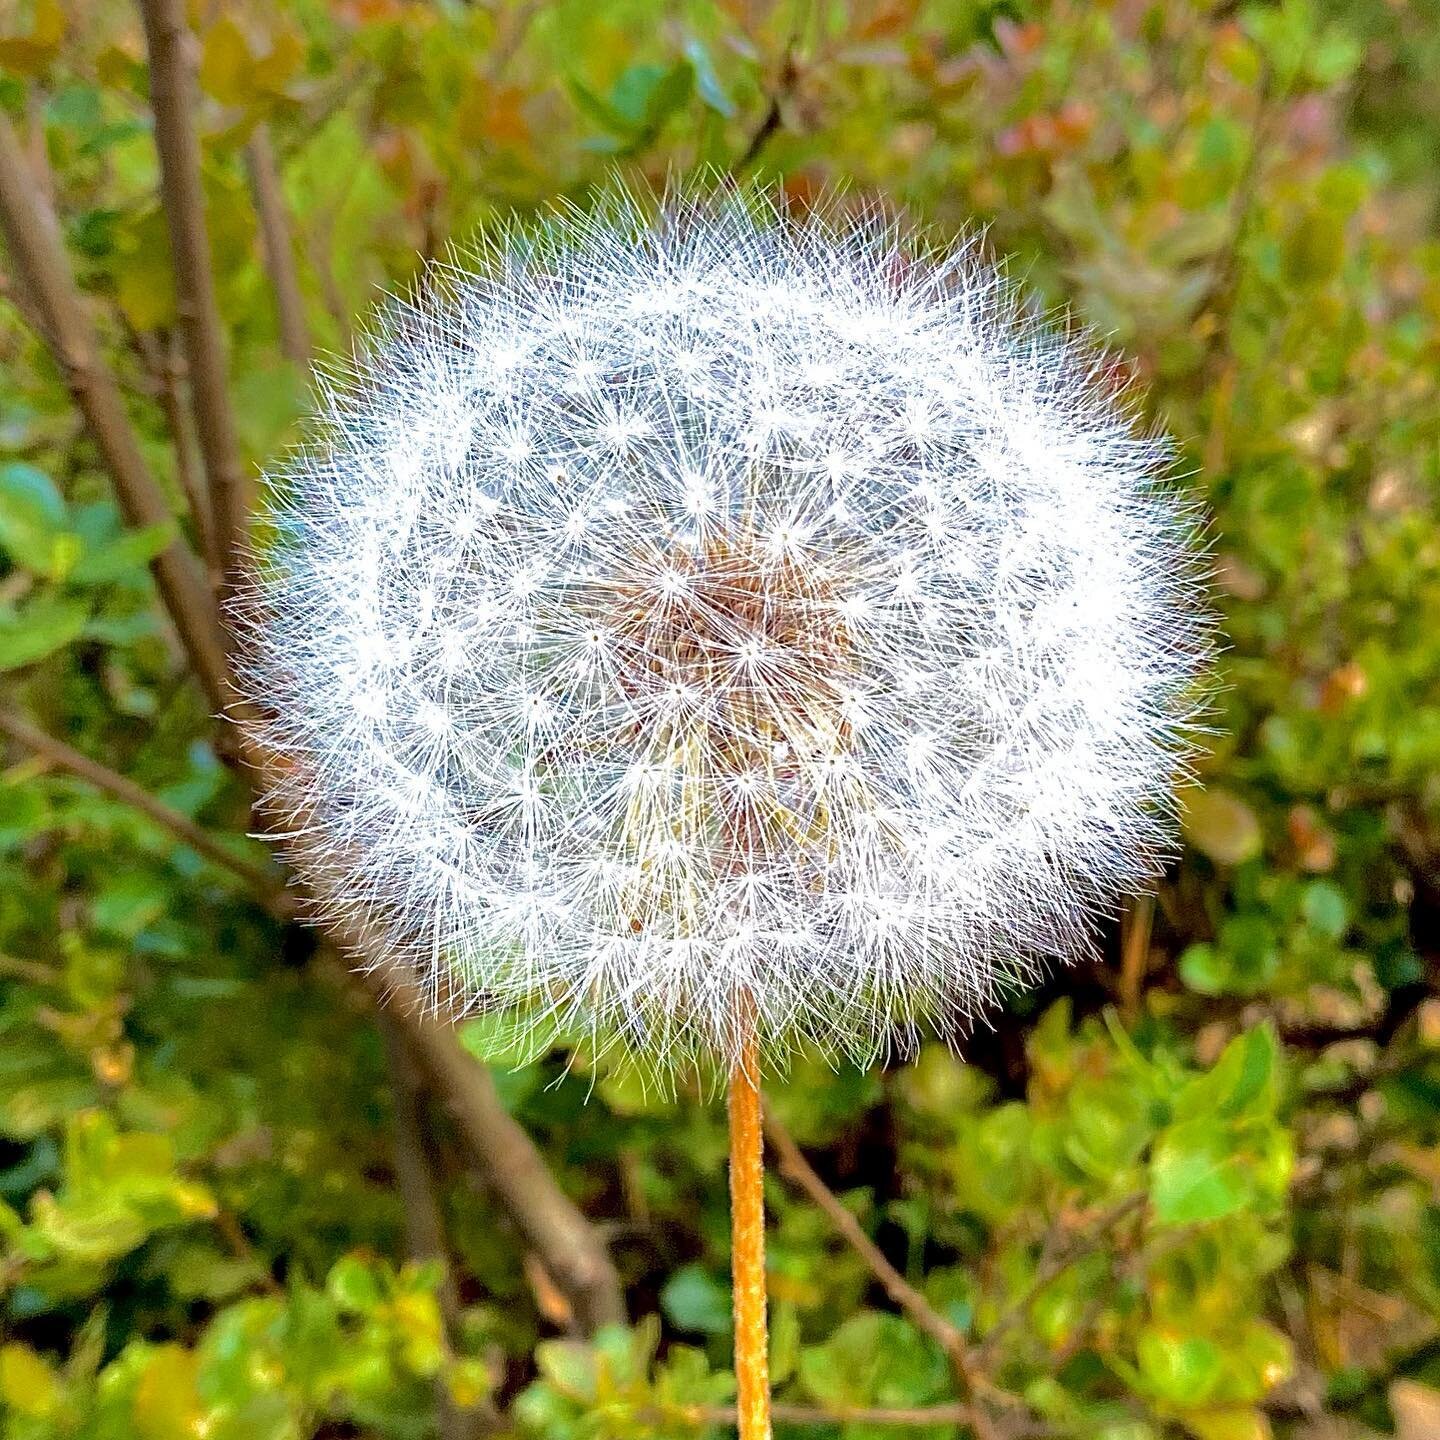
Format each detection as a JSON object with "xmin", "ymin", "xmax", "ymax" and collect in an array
[{"xmin": 237, "ymin": 184, "xmax": 1212, "ymax": 1073}]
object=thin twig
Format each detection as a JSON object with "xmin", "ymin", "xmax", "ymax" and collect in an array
[
  {"xmin": 735, "ymin": 0, "xmax": 810, "ymax": 169},
  {"xmin": 0, "ymin": 112, "xmax": 232, "ymax": 711},
  {"xmin": 0, "ymin": 708, "xmax": 280, "ymax": 900},
  {"xmin": 1119, "ymin": 893, "xmax": 1154, "ymax": 1022},
  {"xmin": 663, "ymin": 1401, "xmax": 1054, "ymax": 1433},
  {"xmin": 245, "ymin": 122, "xmax": 310, "ymax": 368},
  {"xmin": 764, "ymin": 1108, "xmax": 1002, "ymax": 1439},
  {"xmin": 0, "ymin": 952, "xmax": 63, "ymax": 986},
  {"xmin": 131, "ymin": 324, "xmax": 217, "ymax": 568},
  {"xmin": 975, "ymin": 1193, "xmax": 1146, "ymax": 1366},
  {"xmin": 138, "ymin": 0, "xmax": 250, "ymax": 594},
  {"xmin": 214, "ymin": 1208, "xmax": 283, "ymax": 1295},
  {"xmin": 764, "ymin": 1108, "xmax": 969, "ymax": 1365},
  {"xmin": 735, "ymin": 54, "xmax": 796, "ymax": 169}
]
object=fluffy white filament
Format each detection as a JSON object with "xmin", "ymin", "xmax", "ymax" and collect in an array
[{"xmin": 239, "ymin": 185, "xmax": 1210, "ymax": 1072}]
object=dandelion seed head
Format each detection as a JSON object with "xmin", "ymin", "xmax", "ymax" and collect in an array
[{"xmin": 238, "ymin": 184, "xmax": 1212, "ymax": 1073}]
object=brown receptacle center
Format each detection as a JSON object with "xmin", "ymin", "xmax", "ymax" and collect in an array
[{"xmin": 599, "ymin": 528, "xmax": 859, "ymax": 930}]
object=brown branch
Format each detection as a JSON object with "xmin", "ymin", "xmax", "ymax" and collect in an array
[
  {"xmin": 379, "ymin": 1011, "xmax": 458, "ymax": 1306},
  {"xmin": 374, "ymin": 966, "xmax": 627, "ymax": 1333},
  {"xmin": 0, "ymin": 708, "xmax": 279, "ymax": 899},
  {"xmin": 0, "ymin": 112, "xmax": 233, "ymax": 712},
  {"xmin": 244, "ymin": 122, "xmax": 310, "ymax": 368},
  {"xmin": 484, "ymin": 0, "xmax": 543, "ymax": 84},
  {"xmin": 138, "ymin": 0, "xmax": 250, "ymax": 592},
  {"xmin": 764, "ymin": 1108, "xmax": 1002, "ymax": 1438},
  {"xmin": 24, "ymin": 89, "xmax": 54, "ymax": 206},
  {"xmin": 4, "ymin": 712, "xmax": 622, "ymax": 1329},
  {"xmin": 130, "ymin": 324, "xmax": 217, "ymax": 568},
  {"xmin": 378, "ymin": 1011, "xmax": 491, "ymax": 1440}
]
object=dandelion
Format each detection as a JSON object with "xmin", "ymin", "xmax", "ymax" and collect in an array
[{"xmin": 238, "ymin": 183, "xmax": 1211, "ymax": 1437}]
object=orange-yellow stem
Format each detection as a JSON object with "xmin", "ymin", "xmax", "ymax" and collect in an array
[{"xmin": 729, "ymin": 1023, "xmax": 771, "ymax": 1439}]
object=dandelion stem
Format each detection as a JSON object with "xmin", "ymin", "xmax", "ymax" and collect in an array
[{"xmin": 729, "ymin": 1011, "xmax": 771, "ymax": 1439}]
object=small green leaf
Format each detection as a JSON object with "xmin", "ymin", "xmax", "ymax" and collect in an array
[
  {"xmin": 534, "ymin": 1338, "xmax": 597, "ymax": 1401},
  {"xmin": 1178, "ymin": 942, "xmax": 1227, "ymax": 995},
  {"xmin": 1136, "ymin": 1326, "xmax": 1222, "ymax": 1404},
  {"xmin": 327, "ymin": 1254, "xmax": 384, "ymax": 1312},
  {"xmin": 1300, "ymin": 880, "xmax": 1348, "ymax": 940},
  {"xmin": 0, "ymin": 462, "xmax": 76, "ymax": 575},
  {"xmin": 683, "ymin": 37, "xmax": 735, "ymax": 117},
  {"xmin": 0, "ymin": 595, "xmax": 89, "ymax": 670},
  {"xmin": 1183, "ymin": 788, "xmax": 1263, "ymax": 866},
  {"xmin": 799, "ymin": 1313, "xmax": 948, "ymax": 1409},
  {"xmin": 198, "ymin": 16, "xmax": 254, "ymax": 106},
  {"xmin": 661, "ymin": 1264, "xmax": 731, "ymax": 1336},
  {"xmin": 0, "ymin": 1344, "xmax": 60, "ymax": 1417},
  {"xmin": 68, "ymin": 522, "xmax": 176, "ymax": 586},
  {"xmin": 1216, "ymin": 1025, "xmax": 1278, "ymax": 1119},
  {"xmin": 1151, "ymin": 1119, "xmax": 1244, "ymax": 1224}
]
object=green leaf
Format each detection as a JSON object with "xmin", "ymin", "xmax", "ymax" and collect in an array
[
  {"xmin": 1180, "ymin": 917, "xmax": 1280, "ymax": 996},
  {"xmin": 566, "ymin": 77, "xmax": 633, "ymax": 137},
  {"xmin": 1182, "ymin": 788, "xmax": 1263, "ymax": 866},
  {"xmin": 68, "ymin": 522, "xmax": 176, "ymax": 586},
  {"xmin": 1178, "ymin": 942, "xmax": 1227, "ymax": 996},
  {"xmin": 0, "ymin": 782, "xmax": 46, "ymax": 850},
  {"xmin": 1283, "ymin": 209, "xmax": 1344, "ymax": 286},
  {"xmin": 0, "ymin": 462, "xmax": 85, "ymax": 578},
  {"xmin": 660, "ymin": 1263, "xmax": 731, "ymax": 1336},
  {"xmin": 198, "ymin": 16, "xmax": 253, "ymax": 106},
  {"xmin": 1300, "ymin": 880, "xmax": 1348, "ymax": 940},
  {"xmin": 1216, "ymin": 1025, "xmax": 1278, "ymax": 1120},
  {"xmin": 0, "ymin": 594, "xmax": 89, "ymax": 670},
  {"xmin": 1150, "ymin": 1119, "xmax": 1246, "ymax": 1224},
  {"xmin": 0, "ymin": 1344, "xmax": 60, "ymax": 1417},
  {"xmin": 683, "ymin": 38, "xmax": 735, "ymax": 117},
  {"xmin": 1135, "ymin": 1326, "xmax": 1222, "ymax": 1404},
  {"xmin": 132, "ymin": 1344, "xmax": 205, "ymax": 1440},
  {"xmin": 569, "ymin": 60, "xmax": 695, "ymax": 150},
  {"xmin": 799, "ymin": 1313, "xmax": 948, "ymax": 1409},
  {"xmin": 327, "ymin": 1254, "xmax": 384, "ymax": 1312},
  {"xmin": 534, "ymin": 1338, "xmax": 597, "ymax": 1401},
  {"xmin": 612, "ymin": 61, "xmax": 692, "ymax": 132}
]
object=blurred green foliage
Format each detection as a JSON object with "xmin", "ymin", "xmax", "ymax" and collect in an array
[{"xmin": 2, "ymin": 0, "xmax": 1440, "ymax": 1436}]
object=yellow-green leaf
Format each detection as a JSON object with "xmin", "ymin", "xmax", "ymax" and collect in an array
[
  {"xmin": 0, "ymin": 1344, "xmax": 60, "ymax": 1418},
  {"xmin": 1183, "ymin": 788, "xmax": 1263, "ymax": 866}
]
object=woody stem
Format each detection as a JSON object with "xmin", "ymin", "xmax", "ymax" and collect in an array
[{"xmin": 729, "ymin": 1013, "xmax": 771, "ymax": 1439}]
